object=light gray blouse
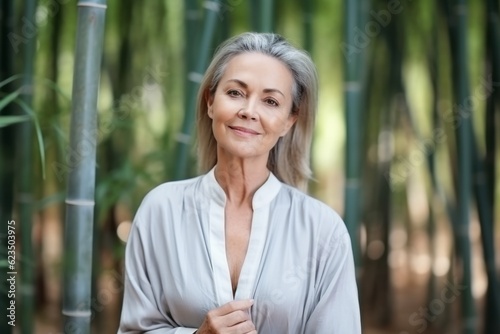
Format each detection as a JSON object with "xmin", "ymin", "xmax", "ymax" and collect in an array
[{"xmin": 118, "ymin": 168, "xmax": 361, "ymax": 333}]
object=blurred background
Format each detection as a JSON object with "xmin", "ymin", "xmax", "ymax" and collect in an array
[{"xmin": 0, "ymin": 0, "xmax": 499, "ymax": 333}]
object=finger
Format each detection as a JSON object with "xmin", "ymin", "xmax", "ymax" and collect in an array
[
  {"xmin": 204, "ymin": 309, "xmax": 253, "ymax": 331},
  {"xmin": 229, "ymin": 319, "xmax": 256, "ymax": 333},
  {"xmin": 211, "ymin": 299, "xmax": 254, "ymax": 316},
  {"xmin": 220, "ymin": 309, "xmax": 251, "ymax": 327}
]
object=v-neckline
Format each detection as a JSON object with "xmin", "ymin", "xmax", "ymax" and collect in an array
[
  {"xmin": 204, "ymin": 168, "xmax": 281, "ymax": 305},
  {"xmin": 209, "ymin": 197, "xmax": 269, "ymax": 304}
]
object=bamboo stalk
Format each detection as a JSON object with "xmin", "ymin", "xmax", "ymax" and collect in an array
[
  {"xmin": 425, "ymin": 1, "xmax": 440, "ymax": 320},
  {"xmin": 174, "ymin": 0, "xmax": 221, "ymax": 180},
  {"xmin": 485, "ymin": 0, "xmax": 499, "ymax": 215},
  {"xmin": 448, "ymin": 0, "xmax": 476, "ymax": 332},
  {"xmin": 343, "ymin": 0, "xmax": 363, "ymax": 273},
  {"xmin": 259, "ymin": 0, "xmax": 274, "ymax": 32},
  {"xmin": 360, "ymin": 33, "xmax": 383, "ymax": 315},
  {"xmin": 484, "ymin": 1, "xmax": 497, "ymax": 216},
  {"xmin": 0, "ymin": 0, "xmax": 15, "ymax": 333},
  {"xmin": 180, "ymin": 0, "xmax": 200, "ymax": 177},
  {"xmin": 62, "ymin": 1, "xmax": 107, "ymax": 333},
  {"xmin": 471, "ymin": 134, "xmax": 500, "ymax": 334},
  {"xmin": 17, "ymin": 0, "xmax": 37, "ymax": 332},
  {"xmin": 301, "ymin": 0, "xmax": 313, "ymax": 54},
  {"xmin": 217, "ymin": 1, "xmax": 231, "ymax": 45},
  {"xmin": 486, "ymin": 0, "xmax": 500, "ymax": 103},
  {"xmin": 479, "ymin": 2, "xmax": 500, "ymax": 330},
  {"xmin": 374, "ymin": 13, "xmax": 404, "ymax": 325},
  {"xmin": 250, "ymin": 0, "xmax": 261, "ymax": 31},
  {"xmin": 185, "ymin": 0, "xmax": 200, "ymax": 62}
]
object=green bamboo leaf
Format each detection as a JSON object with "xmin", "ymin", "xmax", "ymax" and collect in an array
[
  {"xmin": 0, "ymin": 74, "xmax": 71, "ymax": 104},
  {"xmin": 14, "ymin": 99, "xmax": 46, "ymax": 179},
  {"xmin": 0, "ymin": 115, "xmax": 29, "ymax": 127},
  {"xmin": 0, "ymin": 89, "xmax": 21, "ymax": 112},
  {"xmin": 37, "ymin": 76, "xmax": 71, "ymax": 103},
  {"xmin": 0, "ymin": 74, "xmax": 23, "ymax": 89}
]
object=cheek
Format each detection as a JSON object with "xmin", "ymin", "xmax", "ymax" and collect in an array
[
  {"xmin": 212, "ymin": 99, "xmax": 233, "ymax": 118},
  {"xmin": 268, "ymin": 115, "xmax": 291, "ymax": 131}
]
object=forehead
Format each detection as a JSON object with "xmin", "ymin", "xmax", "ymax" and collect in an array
[{"xmin": 220, "ymin": 52, "xmax": 294, "ymax": 92}]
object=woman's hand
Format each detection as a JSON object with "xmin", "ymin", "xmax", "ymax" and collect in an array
[{"xmin": 196, "ymin": 299, "xmax": 256, "ymax": 334}]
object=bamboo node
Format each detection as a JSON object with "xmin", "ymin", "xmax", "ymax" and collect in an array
[
  {"xmin": 18, "ymin": 192, "xmax": 34, "ymax": 203},
  {"xmin": 77, "ymin": 2, "xmax": 107, "ymax": 9},
  {"xmin": 464, "ymin": 316, "xmax": 477, "ymax": 328},
  {"xmin": 454, "ymin": 4, "xmax": 466, "ymax": 15},
  {"xmin": 456, "ymin": 224, "xmax": 469, "ymax": 237},
  {"xmin": 344, "ymin": 81, "xmax": 361, "ymax": 92},
  {"xmin": 188, "ymin": 72, "xmax": 204, "ymax": 83},
  {"xmin": 65, "ymin": 199, "xmax": 95, "ymax": 206},
  {"xmin": 175, "ymin": 133, "xmax": 191, "ymax": 144},
  {"xmin": 20, "ymin": 84, "xmax": 34, "ymax": 95},
  {"xmin": 19, "ymin": 285, "xmax": 34, "ymax": 294},
  {"xmin": 62, "ymin": 309, "xmax": 92, "ymax": 317},
  {"xmin": 346, "ymin": 179, "xmax": 361, "ymax": 188},
  {"xmin": 203, "ymin": 1, "xmax": 221, "ymax": 12},
  {"xmin": 186, "ymin": 10, "xmax": 201, "ymax": 20}
]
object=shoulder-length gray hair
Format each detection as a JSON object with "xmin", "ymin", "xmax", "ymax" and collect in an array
[{"xmin": 196, "ymin": 32, "xmax": 318, "ymax": 191}]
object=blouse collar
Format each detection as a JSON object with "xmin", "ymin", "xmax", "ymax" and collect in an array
[{"xmin": 203, "ymin": 166, "xmax": 282, "ymax": 209}]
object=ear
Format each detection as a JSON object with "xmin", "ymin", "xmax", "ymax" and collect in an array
[
  {"xmin": 280, "ymin": 114, "xmax": 297, "ymax": 137},
  {"xmin": 206, "ymin": 91, "xmax": 214, "ymax": 119}
]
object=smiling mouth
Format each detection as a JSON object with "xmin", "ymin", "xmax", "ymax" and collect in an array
[{"xmin": 229, "ymin": 126, "xmax": 260, "ymax": 135}]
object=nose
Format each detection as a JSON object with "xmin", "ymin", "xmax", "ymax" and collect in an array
[{"xmin": 237, "ymin": 98, "xmax": 258, "ymax": 120}]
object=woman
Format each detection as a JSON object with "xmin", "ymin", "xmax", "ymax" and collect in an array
[{"xmin": 118, "ymin": 32, "xmax": 361, "ymax": 334}]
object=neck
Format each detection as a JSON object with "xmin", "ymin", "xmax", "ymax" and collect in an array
[{"xmin": 214, "ymin": 156, "xmax": 270, "ymax": 207}]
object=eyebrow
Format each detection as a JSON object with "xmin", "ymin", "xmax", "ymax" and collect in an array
[{"xmin": 226, "ymin": 79, "xmax": 285, "ymax": 98}]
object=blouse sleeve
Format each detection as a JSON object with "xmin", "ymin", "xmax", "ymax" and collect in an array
[
  {"xmin": 304, "ymin": 231, "xmax": 362, "ymax": 334},
  {"xmin": 117, "ymin": 220, "xmax": 198, "ymax": 334}
]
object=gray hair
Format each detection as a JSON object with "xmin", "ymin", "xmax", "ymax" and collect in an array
[{"xmin": 196, "ymin": 32, "xmax": 318, "ymax": 191}]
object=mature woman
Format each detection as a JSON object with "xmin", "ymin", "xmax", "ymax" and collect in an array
[{"xmin": 118, "ymin": 32, "xmax": 361, "ymax": 334}]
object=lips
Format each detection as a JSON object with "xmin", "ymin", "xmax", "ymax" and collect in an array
[{"xmin": 228, "ymin": 126, "xmax": 260, "ymax": 135}]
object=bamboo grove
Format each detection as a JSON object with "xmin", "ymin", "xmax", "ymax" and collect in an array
[{"xmin": 0, "ymin": 0, "xmax": 498, "ymax": 333}]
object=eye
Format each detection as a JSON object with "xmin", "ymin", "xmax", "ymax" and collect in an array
[
  {"xmin": 265, "ymin": 98, "xmax": 279, "ymax": 107},
  {"xmin": 227, "ymin": 89, "xmax": 242, "ymax": 97}
]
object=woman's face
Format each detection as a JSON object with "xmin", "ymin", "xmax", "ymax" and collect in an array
[{"xmin": 207, "ymin": 52, "xmax": 297, "ymax": 163}]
